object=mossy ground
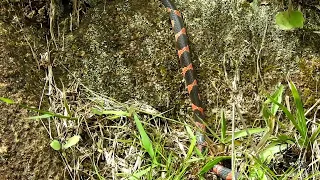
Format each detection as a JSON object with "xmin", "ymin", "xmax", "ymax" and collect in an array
[
  {"xmin": 0, "ymin": 0, "xmax": 319, "ymax": 179},
  {"xmin": 0, "ymin": 3, "xmax": 63, "ymax": 178}
]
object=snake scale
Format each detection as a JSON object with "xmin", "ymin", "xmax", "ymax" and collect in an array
[{"xmin": 160, "ymin": 0, "xmax": 238, "ymax": 179}]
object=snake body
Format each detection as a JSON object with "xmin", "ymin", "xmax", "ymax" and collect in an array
[{"xmin": 160, "ymin": 0, "xmax": 237, "ymax": 179}]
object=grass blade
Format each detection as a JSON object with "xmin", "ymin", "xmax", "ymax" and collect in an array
[
  {"xmin": 310, "ymin": 125, "xmax": 320, "ymax": 144},
  {"xmin": 275, "ymin": 135, "xmax": 295, "ymax": 144},
  {"xmin": 94, "ymin": 165, "xmax": 106, "ymax": 180},
  {"xmin": 129, "ymin": 165, "xmax": 153, "ymax": 180},
  {"xmin": 26, "ymin": 114, "xmax": 53, "ymax": 120},
  {"xmin": 289, "ymin": 81, "xmax": 307, "ymax": 140},
  {"xmin": 249, "ymin": 164, "xmax": 268, "ymax": 180},
  {"xmin": 279, "ymin": 166, "xmax": 296, "ymax": 180},
  {"xmin": 166, "ymin": 152, "xmax": 173, "ymax": 174},
  {"xmin": 199, "ymin": 156, "xmax": 231, "ymax": 176},
  {"xmin": 133, "ymin": 113, "xmax": 156, "ymax": 164},
  {"xmin": 0, "ymin": 97, "xmax": 15, "ymax": 104},
  {"xmin": 270, "ymin": 85, "xmax": 284, "ymax": 116},
  {"xmin": 267, "ymin": 96, "xmax": 300, "ymax": 133},
  {"xmin": 261, "ymin": 85, "xmax": 283, "ymax": 132},
  {"xmin": 262, "ymin": 105, "xmax": 272, "ymax": 123},
  {"xmin": 185, "ymin": 126, "xmax": 196, "ymax": 159},
  {"xmin": 225, "ymin": 128, "xmax": 266, "ymax": 143},
  {"xmin": 92, "ymin": 108, "xmax": 130, "ymax": 116},
  {"xmin": 250, "ymin": 156, "xmax": 277, "ymax": 179},
  {"xmin": 62, "ymin": 85, "xmax": 72, "ymax": 116},
  {"xmin": 0, "ymin": 98, "xmax": 76, "ymax": 120},
  {"xmin": 20, "ymin": 104, "xmax": 77, "ymax": 120},
  {"xmin": 174, "ymin": 164, "xmax": 189, "ymax": 180},
  {"xmin": 221, "ymin": 110, "xmax": 227, "ymax": 143},
  {"xmin": 186, "ymin": 157, "xmax": 203, "ymax": 164}
]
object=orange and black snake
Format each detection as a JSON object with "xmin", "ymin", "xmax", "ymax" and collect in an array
[{"xmin": 160, "ymin": 0, "xmax": 238, "ymax": 179}]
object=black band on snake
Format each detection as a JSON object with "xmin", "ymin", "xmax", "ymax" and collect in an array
[{"xmin": 160, "ymin": 0, "xmax": 238, "ymax": 179}]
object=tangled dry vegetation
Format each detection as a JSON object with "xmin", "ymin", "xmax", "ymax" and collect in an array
[{"xmin": 1, "ymin": 0, "xmax": 320, "ymax": 179}]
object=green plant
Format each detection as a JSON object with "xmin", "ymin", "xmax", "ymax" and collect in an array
[
  {"xmin": 268, "ymin": 81, "xmax": 320, "ymax": 147},
  {"xmin": 198, "ymin": 110, "xmax": 266, "ymax": 176},
  {"xmin": 132, "ymin": 112, "xmax": 157, "ymax": 164},
  {"xmin": 219, "ymin": 110, "xmax": 266, "ymax": 145},
  {"xmin": 0, "ymin": 97, "xmax": 81, "ymax": 152},
  {"xmin": 1, "ymin": 94, "xmax": 206, "ymax": 179},
  {"xmin": 257, "ymin": 84, "xmax": 284, "ymax": 151},
  {"xmin": 249, "ymin": 84, "xmax": 287, "ymax": 179},
  {"xmin": 199, "ymin": 156, "xmax": 231, "ymax": 176},
  {"xmin": 0, "ymin": 97, "xmax": 77, "ymax": 120},
  {"xmin": 50, "ymin": 140, "xmax": 61, "ymax": 151},
  {"xmin": 250, "ymin": 81, "xmax": 320, "ymax": 179},
  {"xmin": 93, "ymin": 107, "xmax": 200, "ymax": 180},
  {"xmin": 275, "ymin": 0, "xmax": 304, "ymax": 30},
  {"xmin": 50, "ymin": 135, "xmax": 81, "ymax": 151}
]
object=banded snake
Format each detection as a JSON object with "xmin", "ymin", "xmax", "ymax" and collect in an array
[{"xmin": 160, "ymin": 0, "xmax": 239, "ymax": 179}]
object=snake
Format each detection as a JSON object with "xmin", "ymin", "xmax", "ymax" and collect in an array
[{"xmin": 160, "ymin": 0, "xmax": 238, "ymax": 179}]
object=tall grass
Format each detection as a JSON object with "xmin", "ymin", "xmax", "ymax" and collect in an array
[{"xmin": 249, "ymin": 81, "xmax": 320, "ymax": 179}]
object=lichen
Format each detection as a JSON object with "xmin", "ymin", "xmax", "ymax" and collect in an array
[{"xmin": 1, "ymin": 0, "xmax": 320, "ymax": 178}]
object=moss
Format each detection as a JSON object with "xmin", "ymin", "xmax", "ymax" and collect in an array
[
  {"xmin": 1, "ymin": 0, "xmax": 320, "ymax": 178},
  {"xmin": 0, "ymin": 10, "xmax": 63, "ymax": 179},
  {"xmin": 298, "ymin": 58, "xmax": 320, "ymax": 107}
]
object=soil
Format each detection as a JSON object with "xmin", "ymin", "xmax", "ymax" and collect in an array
[
  {"xmin": 0, "ymin": 1, "xmax": 64, "ymax": 179},
  {"xmin": 0, "ymin": 0, "xmax": 319, "ymax": 179}
]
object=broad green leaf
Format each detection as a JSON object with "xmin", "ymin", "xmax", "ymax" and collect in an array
[
  {"xmin": 259, "ymin": 143, "xmax": 288, "ymax": 163},
  {"xmin": 276, "ymin": 10, "xmax": 304, "ymax": 30},
  {"xmin": 0, "ymin": 97, "xmax": 15, "ymax": 104},
  {"xmin": 50, "ymin": 140, "xmax": 61, "ymax": 151},
  {"xmin": 199, "ymin": 156, "xmax": 231, "ymax": 176},
  {"xmin": 63, "ymin": 135, "xmax": 80, "ymax": 149},
  {"xmin": 221, "ymin": 110, "xmax": 227, "ymax": 142},
  {"xmin": 26, "ymin": 114, "xmax": 53, "ymax": 120},
  {"xmin": 224, "ymin": 128, "xmax": 266, "ymax": 143},
  {"xmin": 289, "ymin": 81, "xmax": 307, "ymax": 140},
  {"xmin": 133, "ymin": 113, "xmax": 156, "ymax": 163}
]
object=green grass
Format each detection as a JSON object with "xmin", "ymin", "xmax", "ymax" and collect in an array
[
  {"xmin": 248, "ymin": 81, "xmax": 320, "ymax": 179},
  {"xmin": 1, "ymin": 81, "xmax": 320, "ymax": 179},
  {"xmin": 267, "ymin": 82, "xmax": 320, "ymax": 148}
]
